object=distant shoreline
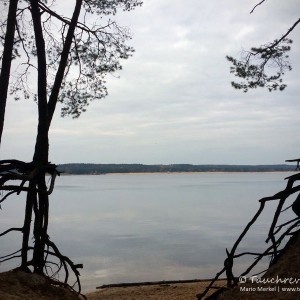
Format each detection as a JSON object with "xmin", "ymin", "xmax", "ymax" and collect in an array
[
  {"xmin": 57, "ymin": 163, "xmax": 297, "ymax": 175},
  {"xmin": 59, "ymin": 171, "xmax": 295, "ymax": 176}
]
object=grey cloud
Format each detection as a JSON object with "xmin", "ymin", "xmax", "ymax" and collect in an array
[{"xmin": 2, "ymin": 0, "xmax": 300, "ymax": 164}]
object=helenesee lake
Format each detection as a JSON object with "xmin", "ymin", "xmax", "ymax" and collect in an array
[{"xmin": 0, "ymin": 172, "xmax": 296, "ymax": 291}]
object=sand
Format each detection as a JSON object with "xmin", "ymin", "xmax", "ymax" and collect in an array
[
  {"xmin": 0, "ymin": 271, "xmax": 225, "ymax": 300},
  {"xmin": 87, "ymin": 280, "xmax": 226, "ymax": 300}
]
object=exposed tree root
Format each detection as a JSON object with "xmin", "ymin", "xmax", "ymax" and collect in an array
[
  {"xmin": 197, "ymin": 160, "xmax": 300, "ymax": 299},
  {"xmin": 0, "ymin": 159, "xmax": 84, "ymax": 296}
]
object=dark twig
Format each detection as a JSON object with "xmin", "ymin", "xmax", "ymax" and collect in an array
[
  {"xmin": 0, "ymin": 227, "xmax": 23, "ymax": 237},
  {"xmin": 250, "ymin": 0, "xmax": 267, "ymax": 14}
]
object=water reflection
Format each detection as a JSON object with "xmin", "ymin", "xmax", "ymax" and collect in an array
[{"xmin": 0, "ymin": 172, "xmax": 295, "ymax": 291}]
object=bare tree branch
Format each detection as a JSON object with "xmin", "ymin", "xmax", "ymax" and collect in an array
[
  {"xmin": 0, "ymin": 227, "xmax": 23, "ymax": 237},
  {"xmin": 250, "ymin": 0, "xmax": 267, "ymax": 14}
]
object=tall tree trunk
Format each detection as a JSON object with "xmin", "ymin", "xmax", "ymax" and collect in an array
[
  {"xmin": 19, "ymin": 0, "xmax": 83, "ymax": 274},
  {"xmin": 29, "ymin": 0, "xmax": 49, "ymax": 273},
  {"xmin": 47, "ymin": 0, "xmax": 83, "ymax": 127},
  {"xmin": 0, "ymin": 0, "xmax": 18, "ymax": 145},
  {"xmin": 30, "ymin": 0, "xmax": 49, "ymax": 163}
]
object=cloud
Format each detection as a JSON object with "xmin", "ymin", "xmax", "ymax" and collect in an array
[{"xmin": 1, "ymin": 0, "xmax": 300, "ymax": 164}]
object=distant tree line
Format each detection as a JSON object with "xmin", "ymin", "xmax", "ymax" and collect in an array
[{"xmin": 57, "ymin": 163, "xmax": 295, "ymax": 174}]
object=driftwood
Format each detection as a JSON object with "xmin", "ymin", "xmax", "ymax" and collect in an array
[
  {"xmin": 286, "ymin": 158, "xmax": 300, "ymax": 170},
  {"xmin": 97, "ymin": 278, "xmax": 226, "ymax": 289},
  {"xmin": 197, "ymin": 159, "xmax": 300, "ymax": 299}
]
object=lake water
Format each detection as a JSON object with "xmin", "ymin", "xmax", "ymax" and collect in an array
[{"xmin": 0, "ymin": 172, "xmax": 297, "ymax": 291}]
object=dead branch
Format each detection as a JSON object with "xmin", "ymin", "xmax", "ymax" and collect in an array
[
  {"xmin": 0, "ymin": 227, "xmax": 23, "ymax": 237},
  {"xmin": 0, "ymin": 160, "xmax": 60, "ymax": 200},
  {"xmin": 0, "ymin": 247, "xmax": 29, "ymax": 264},
  {"xmin": 0, "ymin": 248, "xmax": 22, "ymax": 260},
  {"xmin": 250, "ymin": 0, "xmax": 267, "ymax": 14}
]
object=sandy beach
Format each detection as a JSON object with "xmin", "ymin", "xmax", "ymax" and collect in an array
[{"xmin": 86, "ymin": 280, "xmax": 226, "ymax": 300}]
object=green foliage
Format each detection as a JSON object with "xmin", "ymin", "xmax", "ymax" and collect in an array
[
  {"xmin": 83, "ymin": 0, "xmax": 142, "ymax": 15},
  {"xmin": 0, "ymin": 0, "xmax": 142, "ymax": 117},
  {"xmin": 226, "ymin": 38, "xmax": 292, "ymax": 92}
]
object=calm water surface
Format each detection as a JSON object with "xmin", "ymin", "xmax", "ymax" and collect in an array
[{"xmin": 0, "ymin": 172, "xmax": 296, "ymax": 291}]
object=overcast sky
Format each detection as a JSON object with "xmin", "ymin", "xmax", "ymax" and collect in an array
[{"xmin": 1, "ymin": 0, "xmax": 300, "ymax": 165}]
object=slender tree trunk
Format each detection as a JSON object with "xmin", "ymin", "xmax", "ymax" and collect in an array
[
  {"xmin": 33, "ymin": 174, "xmax": 49, "ymax": 273},
  {"xmin": 21, "ymin": 181, "xmax": 35, "ymax": 269},
  {"xmin": 0, "ymin": 0, "xmax": 18, "ymax": 145},
  {"xmin": 19, "ymin": 0, "xmax": 83, "ymax": 274},
  {"xmin": 30, "ymin": 0, "xmax": 49, "ymax": 162},
  {"xmin": 47, "ymin": 0, "xmax": 83, "ymax": 127},
  {"xmin": 29, "ymin": 0, "xmax": 49, "ymax": 273}
]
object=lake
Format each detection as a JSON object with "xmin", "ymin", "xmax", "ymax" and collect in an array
[{"xmin": 0, "ymin": 172, "xmax": 297, "ymax": 291}]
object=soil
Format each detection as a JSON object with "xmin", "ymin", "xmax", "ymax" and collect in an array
[
  {"xmin": 0, "ymin": 271, "xmax": 84, "ymax": 300},
  {"xmin": 0, "ymin": 232, "xmax": 299, "ymax": 300}
]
